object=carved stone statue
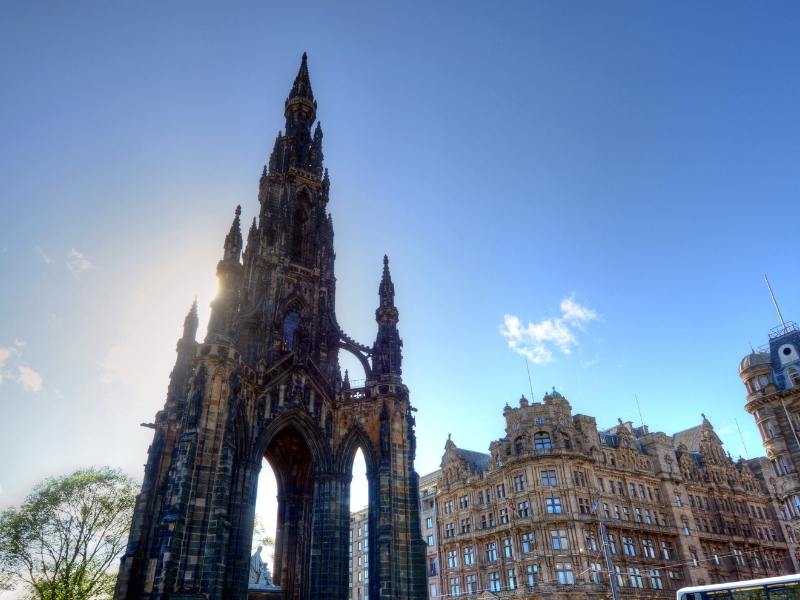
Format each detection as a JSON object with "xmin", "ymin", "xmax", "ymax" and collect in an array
[{"xmin": 248, "ymin": 545, "xmax": 273, "ymax": 588}]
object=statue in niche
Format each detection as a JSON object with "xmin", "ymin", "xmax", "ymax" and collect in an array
[{"xmin": 248, "ymin": 546, "xmax": 274, "ymax": 589}]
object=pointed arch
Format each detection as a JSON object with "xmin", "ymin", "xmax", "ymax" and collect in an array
[
  {"xmin": 255, "ymin": 408, "xmax": 332, "ymax": 473},
  {"xmin": 337, "ymin": 426, "xmax": 379, "ymax": 478}
]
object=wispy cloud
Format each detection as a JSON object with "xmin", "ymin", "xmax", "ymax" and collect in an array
[
  {"xmin": 17, "ymin": 365, "xmax": 43, "ymax": 392},
  {"xmin": 66, "ymin": 248, "xmax": 93, "ymax": 277},
  {"xmin": 0, "ymin": 344, "xmax": 44, "ymax": 392},
  {"xmin": 35, "ymin": 246, "xmax": 54, "ymax": 265},
  {"xmin": 500, "ymin": 296, "xmax": 598, "ymax": 364}
]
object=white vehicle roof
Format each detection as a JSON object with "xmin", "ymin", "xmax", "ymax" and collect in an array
[{"xmin": 678, "ymin": 574, "xmax": 800, "ymax": 594}]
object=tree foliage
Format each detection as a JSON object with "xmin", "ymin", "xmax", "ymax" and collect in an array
[{"xmin": 0, "ymin": 467, "xmax": 137, "ymax": 600}]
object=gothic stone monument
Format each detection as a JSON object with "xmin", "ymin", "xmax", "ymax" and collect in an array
[{"xmin": 113, "ymin": 54, "xmax": 427, "ymax": 600}]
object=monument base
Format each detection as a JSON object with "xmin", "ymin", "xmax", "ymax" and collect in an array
[{"xmin": 248, "ymin": 589, "xmax": 283, "ymax": 600}]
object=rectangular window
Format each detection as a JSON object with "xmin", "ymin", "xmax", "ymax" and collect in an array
[
  {"xmin": 629, "ymin": 483, "xmax": 637, "ymax": 497},
  {"xmin": 613, "ymin": 505, "xmax": 621, "ymax": 520},
  {"xmin": 502, "ymin": 537, "xmax": 513, "ymax": 558},
  {"xmin": 448, "ymin": 577, "xmax": 461, "ymax": 597},
  {"xmin": 545, "ymin": 496, "xmax": 562, "ymax": 514},
  {"xmin": 622, "ymin": 536, "xmax": 636, "ymax": 556},
  {"xmin": 635, "ymin": 507, "xmax": 642, "ymax": 523},
  {"xmin": 499, "ymin": 508, "xmax": 509, "ymax": 524},
  {"xmin": 541, "ymin": 469, "xmax": 558, "ymax": 486},
  {"xmin": 428, "ymin": 558, "xmax": 437, "ymax": 576},
  {"xmin": 496, "ymin": 483, "xmax": 506, "ymax": 499},
  {"xmin": 520, "ymin": 531, "xmax": 534, "ymax": 553},
  {"xmin": 556, "ymin": 562, "xmax": 575, "ymax": 585},
  {"xmin": 506, "ymin": 568, "xmax": 517, "ymax": 590},
  {"xmin": 459, "ymin": 495, "xmax": 469, "ymax": 509},
  {"xmin": 429, "ymin": 584, "xmax": 437, "ymax": 597},
  {"xmin": 463, "ymin": 546, "xmax": 474, "ymax": 566},
  {"xmin": 642, "ymin": 539, "xmax": 655, "ymax": 558},
  {"xmin": 603, "ymin": 503, "xmax": 610, "ymax": 519},
  {"xmin": 590, "ymin": 562, "xmax": 603, "ymax": 583},
  {"xmin": 445, "ymin": 523, "xmax": 454, "ymax": 538},
  {"xmin": 513, "ymin": 474, "xmax": 526, "ymax": 492},
  {"xmin": 427, "ymin": 535, "xmax": 434, "ymax": 546},
  {"xmin": 584, "ymin": 530, "xmax": 598, "ymax": 551},
  {"xmin": 578, "ymin": 497, "xmax": 591, "ymax": 514},
  {"xmin": 447, "ymin": 550, "xmax": 458, "ymax": 569},
  {"xmin": 444, "ymin": 500, "xmax": 454, "ymax": 514},
  {"xmin": 426, "ymin": 517, "xmax": 433, "ymax": 529},
  {"xmin": 629, "ymin": 567, "xmax": 644, "ymax": 588},
  {"xmin": 550, "ymin": 529, "xmax": 569, "ymax": 550},
  {"xmin": 460, "ymin": 518, "xmax": 471, "ymax": 534},
  {"xmin": 675, "ymin": 493, "xmax": 683, "ymax": 507},
  {"xmin": 649, "ymin": 569, "xmax": 664, "ymax": 590},
  {"xmin": 607, "ymin": 533, "xmax": 617, "ymax": 554},
  {"xmin": 488, "ymin": 572, "xmax": 500, "ymax": 592},
  {"xmin": 598, "ymin": 477, "xmax": 605, "ymax": 491},
  {"xmin": 526, "ymin": 564, "xmax": 538, "ymax": 587},
  {"xmin": 465, "ymin": 575, "xmax": 477, "ymax": 594},
  {"xmin": 486, "ymin": 542, "xmax": 498, "ymax": 561},
  {"xmin": 661, "ymin": 541, "xmax": 672, "ymax": 560},
  {"xmin": 622, "ymin": 507, "xmax": 630, "ymax": 521},
  {"xmin": 645, "ymin": 509, "xmax": 653, "ymax": 525},
  {"xmin": 518, "ymin": 501, "xmax": 530, "ymax": 517}
]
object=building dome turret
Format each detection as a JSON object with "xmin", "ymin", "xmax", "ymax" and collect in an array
[{"xmin": 739, "ymin": 351, "xmax": 770, "ymax": 374}]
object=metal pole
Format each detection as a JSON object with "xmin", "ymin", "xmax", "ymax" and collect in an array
[
  {"xmin": 599, "ymin": 520, "xmax": 620, "ymax": 600},
  {"xmin": 765, "ymin": 274, "xmax": 788, "ymax": 332}
]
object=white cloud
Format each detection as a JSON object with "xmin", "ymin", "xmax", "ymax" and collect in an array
[
  {"xmin": 14, "ymin": 338, "xmax": 26, "ymax": 347},
  {"xmin": 66, "ymin": 248, "xmax": 94, "ymax": 276},
  {"xmin": 35, "ymin": 246, "xmax": 54, "ymax": 265},
  {"xmin": 17, "ymin": 365, "xmax": 43, "ymax": 393},
  {"xmin": 500, "ymin": 296, "xmax": 598, "ymax": 364}
]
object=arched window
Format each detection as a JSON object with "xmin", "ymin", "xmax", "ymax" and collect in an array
[
  {"xmin": 534, "ymin": 432, "xmax": 552, "ymax": 450},
  {"xmin": 290, "ymin": 204, "xmax": 309, "ymax": 261},
  {"xmin": 282, "ymin": 311, "xmax": 301, "ymax": 351}
]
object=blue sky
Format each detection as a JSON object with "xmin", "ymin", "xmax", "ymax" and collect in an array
[{"xmin": 1, "ymin": 0, "xmax": 799, "ymax": 535}]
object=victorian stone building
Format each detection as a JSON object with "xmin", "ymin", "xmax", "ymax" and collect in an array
[
  {"xmin": 740, "ymin": 321, "xmax": 800, "ymax": 546},
  {"xmin": 432, "ymin": 390, "xmax": 798, "ymax": 600},
  {"xmin": 114, "ymin": 55, "xmax": 426, "ymax": 600}
]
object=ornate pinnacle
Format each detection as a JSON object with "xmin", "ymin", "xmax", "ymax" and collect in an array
[
  {"xmin": 182, "ymin": 298, "xmax": 199, "ymax": 341},
  {"xmin": 379, "ymin": 255, "xmax": 395, "ymax": 308},
  {"xmin": 223, "ymin": 205, "xmax": 243, "ymax": 261},
  {"xmin": 289, "ymin": 52, "xmax": 314, "ymax": 102}
]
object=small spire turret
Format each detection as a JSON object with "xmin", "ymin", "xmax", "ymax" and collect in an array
[
  {"xmin": 182, "ymin": 298, "xmax": 199, "ymax": 341},
  {"xmin": 284, "ymin": 52, "xmax": 317, "ymax": 134},
  {"xmin": 223, "ymin": 205, "xmax": 243, "ymax": 262},
  {"xmin": 372, "ymin": 255, "xmax": 402, "ymax": 382}
]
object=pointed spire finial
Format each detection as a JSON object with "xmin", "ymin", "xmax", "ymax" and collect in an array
[
  {"xmin": 183, "ymin": 297, "xmax": 199, "ymax": 340},
  {"xmin": 288, "ymin": 52, "xmax": 314, "ymax": 103},
  {"xmin": 223, "ymin": 205, "xmax": 243, "ymax": 261}
]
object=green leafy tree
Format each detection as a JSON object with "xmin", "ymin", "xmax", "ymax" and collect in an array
[
  {"xmin": 0, "ymin": 467, "xmax": 137, "ymax": 600},
  {"xmin": 251, "ymin": 515, "xmax": 275, "ymax": 552}
]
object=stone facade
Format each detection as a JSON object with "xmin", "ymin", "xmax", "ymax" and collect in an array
[
  {"xmin": 113, "ymin": 54, "xmax": 426, "ymax": 600},
  {"xmin": 741, "ymin": 321, "xmax": 800, "ymax": 560},
  {"xmin": 431, "ymin": 390, "xmax": 799, "ymax": 600},
  {"xmin": 349, "ymin": 508, "xmax": 369, "ymax": 600}
]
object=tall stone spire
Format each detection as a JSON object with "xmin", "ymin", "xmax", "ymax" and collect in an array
[
  {"xmin": 373, "ymin": 255, "xmax": 402, "ymax": 382},
  {"xmin": 284, "ymin": 52, "xmax": 317, "ymax": 135},
  {"xmin": 288, "ymin": 52, "xmax": 314, "ymax": 104},
  {"xmin": 167, "ymin": 299, "xmax": 199, "ymax": 405}
]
